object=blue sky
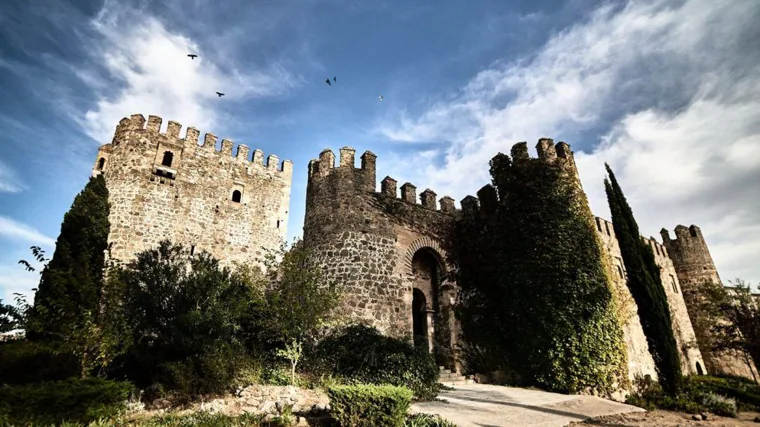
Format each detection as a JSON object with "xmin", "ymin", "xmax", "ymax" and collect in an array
[{"xmin": 1, "ymin": 0, "xmax": 759, "ymax": 304}]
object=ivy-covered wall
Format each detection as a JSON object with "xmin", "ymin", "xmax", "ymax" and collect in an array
[{"xmin": 449, "ymin": 141, "xmax": 628, "ymax": 395}]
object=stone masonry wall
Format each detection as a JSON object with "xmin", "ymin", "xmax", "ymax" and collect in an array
[
  {"xmin": 594, "ymin": 216, "xmax": 705, "ymax": 378},
  {"xmin": 662, "ymin": 225, "xmax": 759, "ymax": 379},
  {"xmin": 303, "ymin": 147, "xmax": 456, "ymax": 339},
  {"xmin": 594, "ymin": 217, "xmax": 659, "ymax": 383},
  {"xmin": 91, "ymin": 114, "xmax": 292, "ymax": 269}
]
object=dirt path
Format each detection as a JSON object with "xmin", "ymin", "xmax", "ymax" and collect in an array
[{"xmin": 410, "ymin": 384, "xmax": 645, "ymax": 427}]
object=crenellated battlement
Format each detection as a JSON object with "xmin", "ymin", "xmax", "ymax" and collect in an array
[
  {"xmin": 307, "ymin": 147, "xmax": 456, "ymax": 215},
  {"xmin": 461, "ymin": 140, "xmax": 580, "ymax": 218},
  {"xmin": 109, "ymin": 114, "xmax": 292, "ymax": 175},
  {"xmin": 307, "ymin": 147, "xmax": 376, "ymax": 180}
]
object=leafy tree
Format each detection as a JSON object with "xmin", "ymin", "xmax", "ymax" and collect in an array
[
  {"xmin": 258, "ymin": 239, "xmax": 342, "ymax": 346},
  {"xmin": 604, "ymin": 164, "xmax": 682, "ymax": 394},
  {"xmin": 689, "ymin": 279, "xmax": 760, "ymax": 380},
  {"xmin": 104, "ymin": 241, "xmax": 260, "ymax": 396},
  {"xmin": 276, "ymin": 338, "xmax": 304, "ymax": 386},
  {"xmin": 27, "ymin": 175, "xmax": 110, "ymax": 341},
  {"xmin": 0, "ymin": 296, "xmax": 27, "ymax": 333}
]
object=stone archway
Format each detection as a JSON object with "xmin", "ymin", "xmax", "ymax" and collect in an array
[{"xmin": 404, "ymin": 236, "xmax": 458, "ymax": 371}]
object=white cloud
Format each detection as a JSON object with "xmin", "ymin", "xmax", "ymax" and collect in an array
[
  {"xmin": 0, "ymin": 160, "xmax": 25, "ymax": 193},
  {"xmin": 77, "ymin": 0, "xmax": 303, "ymax": 144},
  {"xmin": 0, "ymin": 264, "xmax": 39, "ymax": 306},
  {"xmin": 0, "ymin": 216, "xmax": 56, "ymax": 247},
  {"xmin": 376, "ymin": 0, "xmax": 760, "ymax": 283}
]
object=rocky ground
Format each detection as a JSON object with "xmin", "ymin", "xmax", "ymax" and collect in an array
[
  {"xmin": 129, "ymin": 385, "xmax": 330, "ymax": 425},
  {"xmin": 569, "ymin": 410, "xmax": 760, "ymax": 426}
]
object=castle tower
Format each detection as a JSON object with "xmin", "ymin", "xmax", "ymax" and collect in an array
[
  {"xmin": 91, "ymin": 114, "xmax": 292, "ymax": 268},
  {"xmin": 660, "ymin": 225, "xmax": 721, "ymax": 286},
  {"xmin": 303, "ymin": 146, "xmax": 459, "ymax": 368},
  {"xmin": 661, "ymin": 225, "xmax": 758, "ymax": 379}
]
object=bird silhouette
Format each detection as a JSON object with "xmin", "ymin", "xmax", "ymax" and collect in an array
[
  {"xmin": 333, "ymin": 76, "xmax": 337, "ymax": 83},
  {"xmin": 187, "ymin": 54, "xmax": 198, "ymax": 59},
  {"xmin": 378, "ymin": 95, "xmax": 384, "ymax": 101},
  {"xmin": 216, "ymin": 92, "xmax": 225, "ymax": 97},
  {"xmin": 325, "ymin": 78, "xmax": 331, "ymax": 86},
  {"xmin": 18, "ymin": 260, "xmax": 34, "ymax": 272}
]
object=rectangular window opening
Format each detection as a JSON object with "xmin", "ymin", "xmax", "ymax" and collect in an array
[{"xmin": 190, "ymin": 245, "xmax": 196, "ymax": 256}]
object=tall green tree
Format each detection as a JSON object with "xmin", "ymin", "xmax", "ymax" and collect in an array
[
  {"xmin": 604, "ymin": 164, "xmax": 682, "ymax": 394},
  {"xmin": 28, "ymin": 175, "xmax": 110, "ymax": 341}
]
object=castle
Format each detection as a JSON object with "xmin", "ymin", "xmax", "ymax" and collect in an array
[{"xmin": 91, "ymin": 114, "xmax": 756, "ymax": 386}]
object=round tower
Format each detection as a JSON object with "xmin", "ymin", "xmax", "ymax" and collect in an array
[
  {"xmin": 303, "ymin": 147, "xmax": 414, "ymax": 336},
  {"xmin": 660, "ymin": 225, "xmax": 721, "ymax": 287}
]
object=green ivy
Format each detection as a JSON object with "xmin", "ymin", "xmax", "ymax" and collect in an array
[{"xmin": 449, "ymin": 151, "xmax": 627, "ymax": 394}]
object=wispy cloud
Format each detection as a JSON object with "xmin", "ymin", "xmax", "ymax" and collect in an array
[
  {"xmin": 0, "ymin": 216, "xmax": 55, "ymax": 247},
  {"xmin": 376, "ymin": 0, "xmax": 760, "ymax": 283},
  {"xmin": 0, "ymin": 160, "xmax": 25, "ymax": 193},
  {"xmin": 76, "ymin": 0, "xmax": 305, "ymax": 143}
]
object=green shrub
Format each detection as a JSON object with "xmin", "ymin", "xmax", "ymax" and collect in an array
[
  {"xmin": 690, "ymin": 375, "xmax": 760, "ymax": 411},
  {"xmin": 313, "ymin": 324, "xmax": 440, "ymax": 400},
  {"xmin": 699, "ymin": 392, "xmax": 737, "ymax": 417},
  {"xmin": 405, "ymin": 413, "xmax": 457, "ymax": 427},
  {"xmin": 328, "ymin": 384, "xmax": 413, "ymax": 427},
  {"xmin": 625, "ymin": 375, "xmax": 742, "ymax": 417},
  {"xmin": 0, "ymin": 378, "xmax": 134, "ymax": 425},
  {"xmin": 0, "ymin": 340, "xmax": 79, "ymax": 385},
  {"xmin": 104, "ymin": 242, "xmax": 262, "ymax": 399}
]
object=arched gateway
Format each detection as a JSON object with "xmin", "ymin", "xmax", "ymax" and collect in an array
[{"xmin": 404, "ymin": 237, "xmax": 459, "ymax": 371}]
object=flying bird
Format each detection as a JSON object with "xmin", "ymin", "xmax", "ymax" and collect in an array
[
  {"xmin": 187, "ymin": 54, "xmax": 198, "ymax": 59},
  {"xmin": 216, "ymin": 92, "xmax": 225, "ymax": 97},
  {"xmin": 333, "ymin": 76, "xmax": 337, "ymax": 83},
  {"xmin": 378, "ymin": 95, "xmax": 384, "ymax": 101},
  {"xmin": 325, "ymin": 78, "xmax": 331, "ymax": 86},
  {"xmin": 18, "ymin": 260, "xmax": 35, "ymax": 272}
]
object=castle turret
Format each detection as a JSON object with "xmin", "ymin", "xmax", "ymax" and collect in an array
[
  {"xmin": 661, "ymin": 225, "xmax": 721, "ymax": 286},
  {"xmin": 661, "ymin": 224, "xmax": 757, "ymax": 379},
  {"xmin": 303, "ymin": 147, "xmax": 458, "ymax": 352}
]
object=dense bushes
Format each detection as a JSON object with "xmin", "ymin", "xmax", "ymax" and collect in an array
[
  {"xmin": 0, "ymin": 340, "xmax": 79, "ymax": 385},
  {"xmin": 328, "ymin": 384, "xmax": 413, "ymax": 427},
  {"xmin": 451, "ymin": 150, "xmax": 627, "ymax": 394},
  {"xmin": 626, "ymin": 375, "xmax": 739, "ymax": 417},
  {"xmin": 312, "ymin": 324, "xmax": 440, "ymax": 400},
  {"xmin": 690, "ymin": 375, "xmax": 760, "ymax": 411},
  {"xmin": 103, "ymin": 241, "xmax": 261, "ymax": 399},
  {"xmin": 0, "ymin": 378, "xmax": 134, "ymax": 425}
]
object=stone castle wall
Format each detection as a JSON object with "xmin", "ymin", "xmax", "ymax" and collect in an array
[
  {"xmin": 91, "ymin": 114, "xmax": 292, "ymax": 269},
  {"xmin": 594, "ymin": 217, "xmax": 706, "ymax": 379},
  {"xmin": 594, "ymin": 217, "xmax": 660, "ymax": 383},
  {"xmin": 303, "ymin": 147, "xmax": 456, "ymax": 339},
  {"xmin": 663, "ymin": 225, "xmax": 759, "ymax": 379}
]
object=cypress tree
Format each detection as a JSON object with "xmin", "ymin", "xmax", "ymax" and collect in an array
[
  {"xmin": 28, "ymin": 175, "xmax": 110, "ymax": 341},
  {"xmin": 604, "ymin": 164, "xmax": 682, "ymax": 393}
]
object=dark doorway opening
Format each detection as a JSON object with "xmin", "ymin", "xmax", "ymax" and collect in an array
[
  {"xmin": 412, "ymin": 288, "xmax": 428, "ymax": 350},
  {"xmin": 696, "ymin": 361, "xmax": 704, "ymax": 376}
]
